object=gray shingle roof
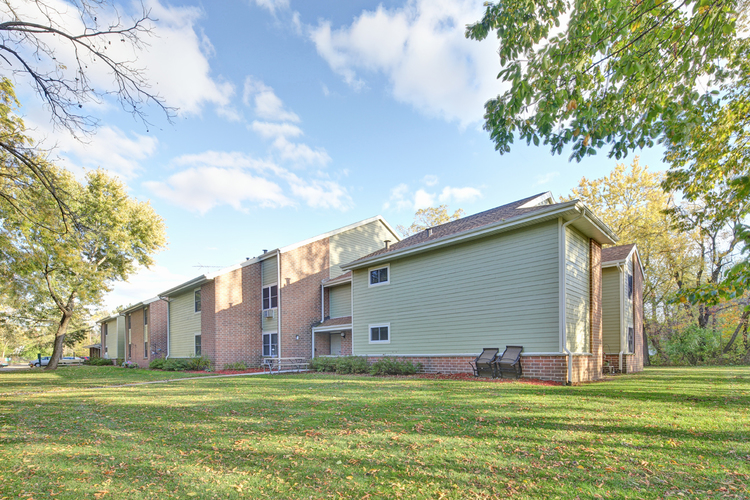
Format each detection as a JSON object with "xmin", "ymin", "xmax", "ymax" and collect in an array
[
  {"xmin": 602, "ymin": 244, "xmax": 636, "ymax": 263},
  {"xmin": 348, "ymin": 192, "xmax": 557, "ymax": 264}
]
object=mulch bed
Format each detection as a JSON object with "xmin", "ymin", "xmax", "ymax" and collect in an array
[{"xmin": 185, "ymin": 368, "xmax": 266, "ymax": 375}]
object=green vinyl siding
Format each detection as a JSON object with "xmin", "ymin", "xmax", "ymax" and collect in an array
[
  {"xmin": 330, "ymin": 220, "xmax": 397, "ymax": 279},
  {"xmin": 602, "ymin": 267, "xmax": 622, "ymax": 353},
  {"xmin": 262, "ymin": 256, "xmax": 278, "ymax": 287},
  {"xmin": 329, "ymin": 283, "xmax": 352, "ymax": 318},
  {"xmin": 261, "ymin": 256, "xmax": 278, "ymax": 331},
  {"xmin": 352, "ymin": 220, "xmax": 560, "ymax": 355},
  {"xmin": 565, "ymin": 226, "xmax": 590, "ymax": 353},
  {"xmin": 104, "ymin": 318, "xmax": 123, "ymax": 358},
  {"xmin": 169, "ymin": 289, "xmax": 201, "ymax": 358}
]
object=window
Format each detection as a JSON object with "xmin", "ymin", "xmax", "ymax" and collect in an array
[
  {"xmin": 194, "ymin": 290, "xmax": 201, "ymax": 312},
  {"xmin": 627, "ymin": 327, "xmax": 635, "ymax": 353},
  {"xmin": 127, "ymin": 314, "xmax": 131, "ymax": 330},
  {"xmin": 263, "ymin": 285, "xmax": 278, "ymax": 310},
  {"xmin": 627, "ymin": 274, "xmax": 634, "ymax": 299},
  {"xmin": 369, "ymin": 323, "xmax": 390, "ymax": 343},
  {"xmin": 369, "ymin": 265, "xmax": 389, "ymax": 287},
  {"xmin": 144, "ymin": 307, "xmax": 148, "ymax": 325},
  {"xmin": 144, "ymin": 341, "xmax": 149, "ymax": 358},
  {"xmin": 262, "ymin": 332, "xmax": 278, "ymax": 357},
  {"xmin": 143, "ymin": 308, "xmax": 149, "ymax": 359},
  {"xmin": 103, "ymin": 323, "xmax": 108, "ymax": 337},
  {"xmin": 195, "ymin": 334, "xmax": 202, "ymax": 356}
]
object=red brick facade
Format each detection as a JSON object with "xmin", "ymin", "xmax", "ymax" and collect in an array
[
  {"xmin": 279, "ymin": 239, "xmax": 329, "ymax": 359},
  {"xmin": 149, "ymin": 300, "xmax": 168, "ymax": 360},
  {"xmin": 632, "ymin": 252, "xmax": 645, "ymax": 372},
  {"xmin": 125, "ymin": 308, "xmax": 148, "ymax": 366},
  {"xmin": 200, "ymin": 263, "xmax": 263, "ymax": 369}
]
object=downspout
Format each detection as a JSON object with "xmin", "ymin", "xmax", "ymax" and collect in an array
[
  {"xmin": 277, "ymin": 251, "xmax": 282, "ymax": 359},
  {"xmin": 617, "ymin": 263, "xmax": 625, "ymax": 373},
  {"xmin": 159, "ymin": 297, "xmax": 171, "ymax": 359},
  {"xmin": 560, "ymin": 210, "xmax": 583, "ymax": 385}
]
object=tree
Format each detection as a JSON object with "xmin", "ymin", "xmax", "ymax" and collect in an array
[
  {"xmin": 0, "ymin": 0, "xmax": 173, "ymax": 224},
  {"xmin": 397, "ymin": 205, "xmax": 465, "ymax": 237},
  {"xmin": 1, "ymin": 159, "xmax": 166, "ymax": 370},
  {"xmin": 465, "ymin": 0, "xmax": 745, "ymax": 162},
  {"xmin": 562, "ymin": 158, "xmax": 697, "ymax": 361}
]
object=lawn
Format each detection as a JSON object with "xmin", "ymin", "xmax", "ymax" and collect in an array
[
  {"xmin": 0, "ymin": 367, "xmax": 748, "ymax": 499},
  {"xmin": 0, "ymin": 365, "xmax": 217, "ymax": 395}
]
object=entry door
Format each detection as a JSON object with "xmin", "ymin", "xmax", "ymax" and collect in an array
[{"xmin": 330, "ymin": 334, "xmax": 342, "ymax": 355}]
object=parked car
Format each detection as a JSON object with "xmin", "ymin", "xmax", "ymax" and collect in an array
[{"xmin": 29, "ymin": 356, "xmax": 83, "ymax": 367}]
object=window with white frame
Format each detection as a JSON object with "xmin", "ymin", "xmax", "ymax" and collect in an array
[
  {"xmin": 369, "ymin": 265, "xmax": 389, "ymax": 287},
  {"xmin": 195, "ymin": 334, "xmax": 202, "ymax": 356},
  {"xmin": 369, "ymin": 323, "xmax": 390, "ymax": 343},
  {"xmin": 194, "ymin": 290, "xmax": 201, "ymax": 312},
  {"xmin": 262, "ymin": 285, "xmax": 278, "ymax": 310},
  {"xmin": 262, "ymin": 332, "xmax": 278, "ymax": 357},
  {"xmin": 143, "ymin": 307, "xmax": 149, "ymax": 359},
  {"xmin": 627, "ymin": 273, "xmax": 633, "ymax": 299}
]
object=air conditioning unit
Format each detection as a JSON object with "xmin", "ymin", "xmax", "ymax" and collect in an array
[{"xmin": 263, "ymin": 309, "xmax": 275, "ymax": 319}]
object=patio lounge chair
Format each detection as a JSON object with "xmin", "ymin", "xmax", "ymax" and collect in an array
[
  {"xmin": 469, "ymin": 348, "xmax": 500, "ymax": 378},
  {"xmin": 493, "ymin": 345, "xmax": 524, "ymax": 379}
]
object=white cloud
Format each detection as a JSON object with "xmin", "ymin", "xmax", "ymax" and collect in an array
[
  {"xmin": 413, "ymin": 189, "xmax": 435, "ymax": 210},
  {"xmin": 535, "ymin": 172, "xmax": 560, "ymax": 186},
  {"xmin": 438, "ymin": 186, "xmax": 482, "ymax": 204},
  {"xmin": 144, "ymin": 166, "xmax": 291, "ymax": 214},
  {"xmin": 243, "ymin": 77, "xmax": 300, "ymax": 122},
  {"xmin": 383, "ymin": 183, "xmax": 412, "ymax": 211},
  {"xmin": 309, "ymin": 0, "xmax": 505, "ymax": 126},
  {"xmin": 103, "ymin": 264, "xmax": 189, "ymax": 311},
  {"xmin": 252, "ymin": 0, "xmax": 289, "ymax": 15},
  {"xmin": 147, "ymin": 151, "xmax": 349, "ymax": 213},
  {"xmin": 422, "ymin": 174, "xmax": 439, "ymax": 186},
  {"xmin": 251, "ymin": 121, "xmax": 304, "ymax": 139},
  {"xmin": 25, "ymin": 115, "xmax": 158, "ymax": 179},
  {"xmin": 272, "ymin": 136, "xmax": 331, "ymax": 166}
]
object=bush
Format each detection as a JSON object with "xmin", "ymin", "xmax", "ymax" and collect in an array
[
  {"xmin": 85, "ymin": 358, "xmax": 114, "ymax": 366},
  {"xmin": 115, "ymin": 358, "xmax": 124, "ymax": 366},
  {"xmin": 186, "ymin": 356, "xmax": 212, "ymax": 371},
  {"xmin": 370, "ymin": 357, "xmax": 422, "ymax": 376},
  {"xmin": 223, "ymin": 361, "xmax": 247, "ymax": 370},
  {"xmin": 664, "ymin": 325, "xmax": 722, "ymax": 365},
  {"xmin": 310, "ymin": 356, "xmax": 338, "ymax": 372},
  {"xmin": 162, "ymin": 358, "xmax": 190, "ymax": 371},
  {"xmin": 335, "ymin": 356, "xmax": 369, "ymax": 374},
  {"xmin": 149, "ymin": 358, "xmax": 166, "ymax": 370}
]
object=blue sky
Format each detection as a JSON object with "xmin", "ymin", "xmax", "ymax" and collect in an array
[{"xmin": 13, "ymin": 0, "xmax": 667, "ymax": 311}]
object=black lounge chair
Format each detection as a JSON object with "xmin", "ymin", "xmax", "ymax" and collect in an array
[
  {"xmin": 493, "ymin": 345, "xmax": 524, "ymax": 379},
  {"xmin": 470, "ymin": 348, "xmax": 500, "ymax": 378}
]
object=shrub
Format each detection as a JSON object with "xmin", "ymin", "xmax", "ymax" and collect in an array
[
  {"xmin": 664, "ymin": 325, "xmax": 722, "ymax": 365},
  {"xmin": 149, "ymin": 358, "xmax": 166, "ymax": 370},
  {"xmin": 115, "ymin": 358, "xmax": 124, "ymax": 366},
  {"xmin": 310, "ymin": 356, "xmax": 337, "ymax": 372},
  {"xmin": 370, "ymin": 357, "xmax": 422, "ymax": 376},
  {"xmin": 162, "ymin": 358, "xmax": 190, "ymax": 371},
  {"xmin": 122, "ymin": 360, "xmax": 139, "ymax": 369},
  {"xmin": 85, "ymin": 358, "xmax": 114, "ymax": 366},
  {"xmin": 223, "ymin": 361, "xmax": 248, "ymax": 370},
  {"xmin": 335, "ymin": 356, "xmax": 369, "ymax": 374},
  {"xmin": 186, "ymin": 356, "xmax": 212, "ymax": 371}
]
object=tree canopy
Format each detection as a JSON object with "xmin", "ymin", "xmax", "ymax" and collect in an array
[
  {"xmin": 466, "ymin": 0, "xmax": 746, "ymax": 161},
  {"xmin": 397, "ymin": 205, "xmax": 465, "ymax": 237}
]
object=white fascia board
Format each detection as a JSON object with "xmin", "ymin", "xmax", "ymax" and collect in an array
[
  {"xmin": 312, "ymin": 324, "xmax": 353, "ymax": 333},
  {"xmin": 342, "ymin": 202, "xmax": 582, "ymax": 271},
  {"xmin": 96, "ymin": 314, "xmax": 120, "ymax": 324},
  {"xmin": 517, "ymin": 191, "xmax": 556, "ymax": 208},
  {"xmin": 257, "ymin": 249, "xmax": 280, "ymax": 262},
  {"xmin": 278, "ymin": 215, "xmax": 401, "ymax": 255},
  {"xmin": 120, "ymin": 296, "xmax": 161, "ymax": 315},
  {"xmin": 322, "ymin": 276, "xmax": 352, "ymax": 288}
]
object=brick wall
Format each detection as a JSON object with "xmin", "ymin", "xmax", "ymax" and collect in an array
[
  {"xmin": 588, "ymin": 239, "xmax": 603, "ymax": 381},
  {"xmin": 279, "ymin": 239, "xmax": 329, "ymax": 359},
  {"xmin": 149, "ymin": 300, "xmax": 168, "ymax": 360},
  {"xmin": 314, "ymin": 332, "xmax": 331, "ymax": 356},
  {"xmin": 210, "ymin": 263, "xmax": 263, "ymax": 369},
  {"xmin": 126, "ymin": 308, "xmax": 150, "ymax": 366},
  {"xmin": 341, "ymin": 333, "xmax": 352, "ymax": 356}
]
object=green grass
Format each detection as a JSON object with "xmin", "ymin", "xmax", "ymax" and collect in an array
[
  {"xmin": 0, "ymin": 367, "xmax": 748, "ymax": 499},
  {"xmin": 0, "ymin": 365, "xmax": 215, "ymax": 395}
]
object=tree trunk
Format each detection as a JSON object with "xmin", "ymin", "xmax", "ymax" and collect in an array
[
  {"xmin": 723, "ymin": 309, "xmax": 750, "ymax": 354},
  {"xmin": 642, "ymin": 326, "xmax": 650, "ymax": 366},
  {"xmin": 45, "ymin": 311, "xmax": 72, "ymax": 370}
]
